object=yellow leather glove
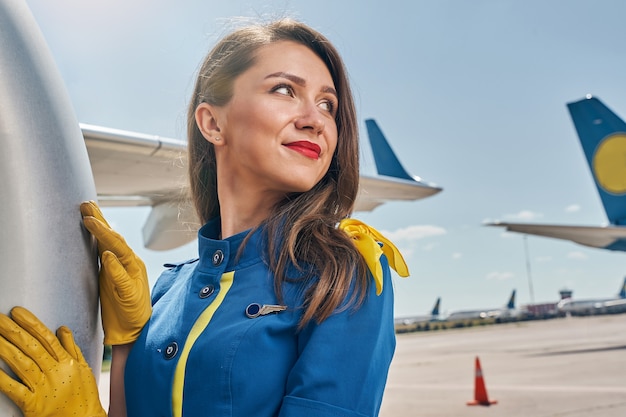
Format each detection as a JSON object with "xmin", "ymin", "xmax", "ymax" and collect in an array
[
  {"xmin": 339, "ymin": 219, "xmax": 409, "ymax": 295},
  {"xmin": 0, "ymin": 307, "xmax": 107, "ymax": 417},
  {"xmin": 81, "ymin": 200, "xmax": 151, "ymax": 345}
]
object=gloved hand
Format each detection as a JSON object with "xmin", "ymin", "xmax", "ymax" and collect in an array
[
  {"xmin": 0, "ymin": 307, "xmax": 107, "ymax": 417},
  {"xmin": 81, "ymin": 200, "xmax": 151, "ymax": 345}
]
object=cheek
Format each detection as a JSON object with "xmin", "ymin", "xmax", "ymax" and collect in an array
[
  {"xmin": 324, "ymin": 136, "xmax": 339, "ymax": 172},
  {"xmin": 331, "ymin": 137, "xmax": 339, "ymax": 154},
  {"xmin": 328, "ymin": 131, "xmax": 339, "ymax": 157},
  {"xmin": 221, "ymin": 98, "xmax": 266, "ymax": 137}
]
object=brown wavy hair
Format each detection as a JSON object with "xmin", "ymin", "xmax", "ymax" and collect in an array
[{"xmin": 187, "ymin": 19, "xmax": 367, "ymax": 327}]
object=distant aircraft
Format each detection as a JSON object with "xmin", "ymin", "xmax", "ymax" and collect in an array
[
  {"xmin": 394, "ymin": 297, "xmax": 441, "ymax": 326},
  {"xmin": 557, "ymin": 277, "xmax": 626, "ymax": 316},
  {"xmin": 84, "ymin": 118, "xmax": 442, "ymax": 250},
  {"xmin": 489, "ymin": 96, "xmax": 626, "ymax": 251},
  {"xmin": 445, "ymin": 290, "xmax": 516, "ymax": 321}
]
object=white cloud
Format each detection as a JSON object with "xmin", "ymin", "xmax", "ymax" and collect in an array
[
  {"xmin": 382, "ymin": 225, "xmax": 446, "ymax": 242},
  {"xmin": 421, "ymin": 243, "xmax": 438, "ymax": 251},
  {"xmin": 504, "ymin": 210, "xmax": 543, "ymax": 221},
  {"xmin": 535, "ymin": 256, "xmax": 552, "ymax": 263},
  {"xmin": 567, "ymin": 251, "xmax": 588, "ymax": 260},
  {"xmin": 397, "ymin": 247, "xmax": 414, "ymax": 258},
  {"xmin": 565, "ymin": 204, "xmax": 580, "ymax": 213},
  {"xmin": 486, "ymin": 271, "xmax": 515, "ymax": 281},
  {"xmin": 452, "ymin": 252, "xmax": 462, "ymax": 259}
]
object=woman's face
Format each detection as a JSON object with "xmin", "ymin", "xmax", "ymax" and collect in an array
[{"xmin": 207, "ymin": 40, "xmax": 339, "ymax": 201}]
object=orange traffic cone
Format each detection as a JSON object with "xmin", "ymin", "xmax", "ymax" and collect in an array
[{"xmin": 467, "ymin": 356, "xmax": 498, "ymax": 406}]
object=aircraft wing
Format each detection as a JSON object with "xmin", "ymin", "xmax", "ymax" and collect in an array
[
  {"xmin": 83, "ymin": 120, "xmax": 441, "ymax": 250},
  {"xmin": 356, "ymin": 175, "xmax": 440, "ymax": 211},
  {"xmin": 488, "ymin": 222, "xmax": 626, "ymax": 250},
  {"xmin": 82, "ymin": 123, "xmax": 188, "ymax": 207},
  {"xmin": 603, "ymin": 298, "xmax": 626, "ymax": 309},
  {"xmin": 487, "ymin": 97, "xmax": 626, "ymax": 253}
]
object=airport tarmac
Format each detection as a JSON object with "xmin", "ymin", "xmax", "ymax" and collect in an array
[
  {"xmin": 98, "ymin": 314, "xmax": 626, "ymax": 416},
  {"xmin": 380, "ymin": 314, "xmax": 626, "ymax": 417}
]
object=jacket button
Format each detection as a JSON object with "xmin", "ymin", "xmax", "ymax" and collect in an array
[
  {"xmin": 164, "ymin": 342, "xmax": 178, "ymax": 360},
  {"xmin": 212, "ymin": 250, "xmax": 224, "ymax": 266},
  {"xmin": 199, "ymin": 285, "xmax": 215, "ymax": 299}
]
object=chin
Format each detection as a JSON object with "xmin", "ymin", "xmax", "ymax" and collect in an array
[
  {"xmin": 288, "ymin": 184, "xmax": 316, "ymax": 194},
  {"xmin": 283, "ymin": 179, "xmax": 322, "ymax": 195},
  {"xmin": 283, "ymin": 174, "xmax": 325, "ymax": 193}
]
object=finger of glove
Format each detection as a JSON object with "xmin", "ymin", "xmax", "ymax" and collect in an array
[
  {"xmin": 8, "ymin": 307, "xmax": 67, "ymax": 363},
  {"xmin": 100, "ymin": 247, "xmax": 147, "ymax": 288},
  {"xmin": 56, "ymin": 326, "xmax": 87, "ymax": 364},
  {"xmin": 0, "ymin": 368, "xmax": 30, "ymax": 409},
  {"xmin": 80, "ymin": 200, "xmax": 111, "ymax": 229},
  {"xmin": 100, "ymin": 252, "xmax": 151, "ymax": 331},
  {"xmin": 83, "ymin": 216, "xmax": 136, "ymax": 266},
  {"xmin": 0, "ymin": 334, "xmax": 39, "ymax": 394},
  {"xmin": 48, "ymin": 328, "xmax": 107, "ymax": 417},
  {"xmin": 100, "ymin": 250, "xmax": 144, "ymax": 302},
  {"xmin": 0, "ymin": 312, "xmax": 54, "ymax": 365}
]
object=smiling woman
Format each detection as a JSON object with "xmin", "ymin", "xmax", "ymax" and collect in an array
[
  {"xmin": 0, "ymin": 17, "xmax": 408, "ymax": 417},
  {"xmin": 195, "ymin": 40, "xmax": 339, "ymax": 231}
]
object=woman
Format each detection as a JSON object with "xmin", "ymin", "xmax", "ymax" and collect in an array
[{"xmin": 0, "ymin": 18, "xmax": 407, "ymax": 417}]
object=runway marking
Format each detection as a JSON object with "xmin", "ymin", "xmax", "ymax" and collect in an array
[
  {"xmin": 386, "ymin": 384, "xmax": 626, "ymax": 394},
  {"xmin": 527, "ymin": 344, "xmax": 626, "ymax": 356}
]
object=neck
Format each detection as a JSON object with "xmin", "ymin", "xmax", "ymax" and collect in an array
[{"xmin": 217, "ymin": 182, "xmax": 284, "ymax": 239}]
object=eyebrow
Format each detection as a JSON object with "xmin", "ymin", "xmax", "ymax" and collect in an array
[{"xmin": 265, "ymin": 72, "xmax": 338, "ymax": 98}]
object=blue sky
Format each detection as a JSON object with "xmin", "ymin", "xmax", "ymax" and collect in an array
[{"xmin": 25, "ymin": 0, "xmax": 626, "ymax": 317}]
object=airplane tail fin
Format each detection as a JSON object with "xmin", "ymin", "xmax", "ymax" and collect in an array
[
  {"xmin": 506, "ymin": 290, "xmax": 516, "ymax": 309},
  {"xmin": 567, "ymin": 96, "xmax": 626, "ymax": 225},
  {"xmin": 365, "ymin": 119, "xmax": 414, "ymax": 180},
  {"xmin": 431, "ymin": 297, "xmax": 441, "ymax": 316},
  {"xmin": 620, "ymin": 277, "xmax": 626, "ymax": 299}
]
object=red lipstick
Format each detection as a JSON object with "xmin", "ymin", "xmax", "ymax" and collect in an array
[{"xmin": 284, "ymin": 141, "xmax": 321, "ymax": 160}]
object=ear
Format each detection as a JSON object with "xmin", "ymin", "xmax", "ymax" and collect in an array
[{"xmin": 195, "ymin": 103, "xmax": 224, "ymax": 146}]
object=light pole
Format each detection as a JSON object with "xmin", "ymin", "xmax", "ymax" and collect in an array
[{"xmin": 523, "ymin": 234, "xmax": 536, "ymax": 305}]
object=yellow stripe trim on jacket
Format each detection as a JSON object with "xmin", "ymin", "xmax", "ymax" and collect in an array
[{"xmin": 172, "ymin": 271, "xmax": 235, "ymax": 417}]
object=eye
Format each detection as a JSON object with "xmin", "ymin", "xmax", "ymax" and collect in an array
[
  {"xmin": 319, "ymin": 98, "xmax": 337, "ymax": 115},
  {"xmin": 271, "ymin": 84, "xmax": 294, "ymax": 97}
]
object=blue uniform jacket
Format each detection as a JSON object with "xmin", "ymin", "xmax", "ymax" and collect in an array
[{"xmin": 125, "ymin": 218, "xmax": 396, "ymax": 417}]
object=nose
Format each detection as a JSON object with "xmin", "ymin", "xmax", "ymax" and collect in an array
[{"xmin": 294, "ymin": 102, "xmax": 325, "ymax": 135}]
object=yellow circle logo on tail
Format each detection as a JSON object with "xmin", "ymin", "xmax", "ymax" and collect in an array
[{"xmin": 593, "ymin": 134, "xmax": 626, "ymax": 195}]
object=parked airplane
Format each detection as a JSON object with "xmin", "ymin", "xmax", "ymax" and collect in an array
[
  {"xmin": 84, "ymin": 118, "xmax": 442, "ymax": 250},
  {"xmin": 445, "ymin": 290, "xmax": 517, "ymax": 321},
  {"xmin": 394, "ymin": 297, "xmax": 441, "ymax": 326},
  {"xmin": 557, "ymin": 277, "xmax": 626, "ymax": 316},
  {"xmin": 489, "ymin": 96, "xmax": 626, "ymax": 251}
]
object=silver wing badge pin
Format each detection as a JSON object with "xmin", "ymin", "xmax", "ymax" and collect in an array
[{"xmin": 245, "ymin": 303, "xmax": 288, "ymax": 319}]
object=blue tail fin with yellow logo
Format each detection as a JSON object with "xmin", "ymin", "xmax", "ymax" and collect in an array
[{"xmin": 567, "ymin": 96, "xmax": 626, "ymax": 225}]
